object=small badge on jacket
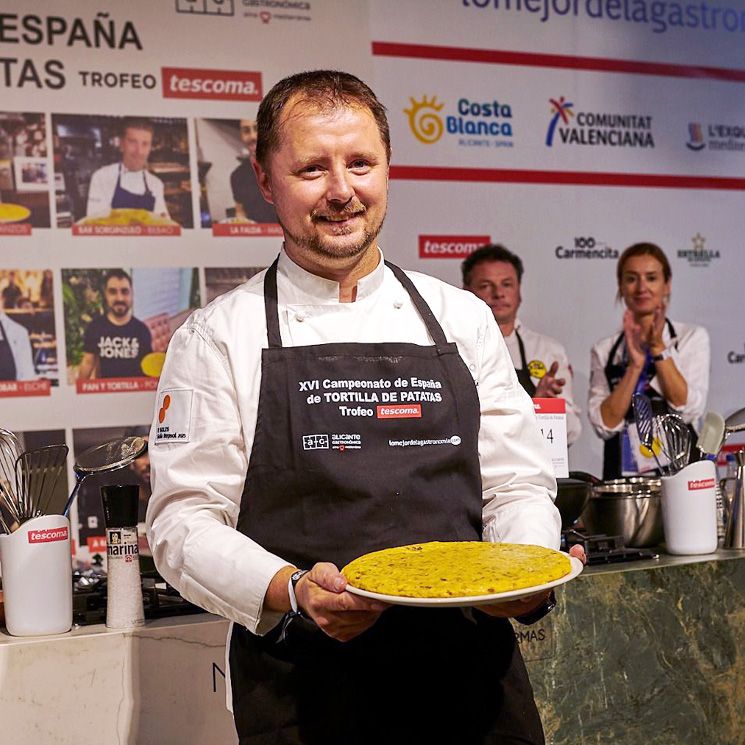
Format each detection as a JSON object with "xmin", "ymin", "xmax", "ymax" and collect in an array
[{"xmin": 154, "ymin": 388, "xmax": 194, "ymax": 444}]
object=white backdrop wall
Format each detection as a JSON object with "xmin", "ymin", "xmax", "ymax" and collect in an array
[{"xmin": 0, "ymin": 0, "xmax": 743, "ymax": 552}]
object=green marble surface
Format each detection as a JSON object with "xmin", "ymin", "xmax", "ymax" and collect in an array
[{"xmin": 519, "ymin": 551, "xmax": 745, "ymax": 745}]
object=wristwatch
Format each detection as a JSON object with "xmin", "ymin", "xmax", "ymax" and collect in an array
[
  {"xmin": 514, "ymin": 591, "xmax": 557, "ymax": 626},
  {"xmin": 287, "ymin": 569, "xmax": 309, "ymax": 615},
  {"xmin": 652, "ymin": 348, "xmax": 671, "ymax": 363}
]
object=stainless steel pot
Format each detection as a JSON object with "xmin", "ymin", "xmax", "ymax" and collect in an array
[{"xmin": 581, "ymin": 477, "xmax": 663, "ymax": 548}]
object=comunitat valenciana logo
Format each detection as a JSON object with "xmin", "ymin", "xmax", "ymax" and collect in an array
[
  {"xmin": 404, "ymin": 95, "xmax": 514, "ymax": 148},
  {"xmin": 677, "ymin": 233, "xmax": 720, "ymax": 267},
  {"xmin": 546, "ymin": 95, "xmax": 654, "ymax": 148}
]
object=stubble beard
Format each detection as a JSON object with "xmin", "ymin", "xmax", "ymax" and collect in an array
[{"xmin": 279, "ymin": 205, "xmax": 387, "ymax": 262}]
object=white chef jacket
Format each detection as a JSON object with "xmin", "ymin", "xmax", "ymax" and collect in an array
[
  {"xmin": 0, "ymin": 312, "xmax": 35, "ymax": 380},
  {"xmin": 146, "ymin": 250, "xmax": 560, "ymax": 636},
  {"xmin": 85, "ymin": 162, "xmax": 169, "ymax": 218},
  {"xmin": 503, "ymin": 319, "xmax": 582, "ymax": 446},
  {"xmin": 588, "ymin": 319, "xmax": 710, "ymax": 440}
]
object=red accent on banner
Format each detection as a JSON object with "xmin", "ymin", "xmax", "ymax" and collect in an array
[
  {"xmin": 377, "ymin": 404, "xmax": 422, "ymax": 419},
  {"xmin": 29, "ymin": 527, "xmax": 69, "ymax": 544},
  {"xmin": 372, "ymin": 42, "xmax": 745, "ymax": 83},
  {"xmin": 162, "ymin": 67, "xmax": 262, "ymax": 101},
  {"xmin": 72, "ymin": 224, "xmax": 181, "ymax": 236},
  {"xmin": 533, "ymin": 398, "xmax": 566, "ymax": 414},
  {"xmin": 0, "ymin": 223, "xmax": 32, "ymax": 235},
  {"xmin": 0, "ymin": 379, "xmax": 52, "ymax": 397},
  {"xmin": 212, "ymin": 223, "xmax": 283, "ymax": 237},
  {"xmin": 87, "ymin": 536, "xmax": 107, "ymax": 554},
  {"xmin": 390, "ymin": 166, "xmax": 745, "ymax": 192},
  {"xmin": 76, "ymin": 377, "xmax": 159, "ymax": 394},
  {"xmin": 418, "ymin": 235, "xmax": 490, "ymax": 259}
]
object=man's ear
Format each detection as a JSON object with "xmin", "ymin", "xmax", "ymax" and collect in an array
[{"xmin": 252, "ymin": 158, "xmax": 274, "ymax": 205}]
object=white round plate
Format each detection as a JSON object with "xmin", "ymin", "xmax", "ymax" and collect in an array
[{"xmin": 345, "ymin": 554, "xmax": 583, "ymax": 607}]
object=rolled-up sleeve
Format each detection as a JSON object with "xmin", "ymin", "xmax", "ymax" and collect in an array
[
  {"xmin": 665, "ymin": 325, "xmax": 710, "ymax": 426},
  {"xmin": 475, "ymin": 310, "xmax": 561, "ymax": 550},
  {"xmin": 146, "ymin": 318, "xmax": 289, "ymax": 634},
  {"xmin": 588, "ymin": 337, "xmax": 625, "ymax": 440}
]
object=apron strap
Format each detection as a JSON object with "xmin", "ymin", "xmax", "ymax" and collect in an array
[
  {"xmin": 262, "ymin": 256, "xmax": 452, "ymax": 351},
  {"xmin": 384, "ymin": 261, "xmax": 449, "ymax": 350}
]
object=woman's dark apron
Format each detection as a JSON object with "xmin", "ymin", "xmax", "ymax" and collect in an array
[
  {"xmin": 111, "ymin": 164, "xmax": 156, "ymax": 211},
  {"xmin": 228, "ymin": 259, "xmax": 545, "ymax": 744},
  {"xmin": 514, "ymin": 329, "xmax": 536, "ymax": 397},
  {"xmin": 602, "ymin": 319, "xmax": 678, "ymax": 480}
]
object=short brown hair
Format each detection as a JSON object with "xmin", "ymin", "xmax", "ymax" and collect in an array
[
  {"xmin": 121, "ymin": 117, "xmax": 154, "ymax": 137},
  {"xmin": 255, "ymin": 70, "xmax": 390, "ymax": 168},
  {"xmin": 617, "ymin": 242, "xmax": 672, "ymax": 287},
  {"xmin": 462, "ymin": 244, "xmax": 524, "ymax": 286}
]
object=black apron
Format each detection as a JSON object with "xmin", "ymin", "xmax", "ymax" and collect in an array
[
  {"xmin": 602, "ymin": 319, "xmax": 678, "ymax": 480},
  {"xmin": 0, "ymin": 319, "xmax": 18, "ymax": 380},
  {"xmin": 229, "ymin": 258, "xmax": 544, "ymax": 745},
  {"xmin": 514, "ymin": 328, "xmax": 536, "ymax": 397},
  {"xmin": 111, "ymin": 164, "xmax": 156, "ymax": 211}
]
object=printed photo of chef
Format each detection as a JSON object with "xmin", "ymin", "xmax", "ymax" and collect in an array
[
  {"xmin": 204, "ymin": 266, "xmax": 265, "ymax": 304},
  {"xmin": 0, "ymin": 112, "xmax": 51, "ymax": 231},
  {"xmin": 71, "ymin": 425, "xmax": 151, "ymax": 563},
  {"xmin": 62, "ymin": 267, "xmax": 200, "ymax": 391},
  {"xmin": 0, "ymin": 269, "xmax": 58, "ymax": 388},
  {"xmin": 51, "ymin": 114, "xmax": 193, "ymax": 229},
  {"xmin": 0, "ymin": 429, "xmax": 68, "ymax": 533},
  {"xmin": 195, "ymin": 117, "xmax": 280, "ymax": 234}
]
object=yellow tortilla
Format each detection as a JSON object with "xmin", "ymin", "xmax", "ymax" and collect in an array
[
  {"xmin": 342, "ymin": 541, "xmax": 571, "ymax": 598},
  {"xmin": 0, "ymin": 203, "xmax": 31, "ymax": 223},
  {"xmin": 77, "ymin": 209, "xmax": 176, "ymax": 226}
]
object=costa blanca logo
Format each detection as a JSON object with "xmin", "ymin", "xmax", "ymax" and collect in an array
[
  {"xmin": 175, "ymin": 0, "xmax": 235, "ymax": 15},
  {"xmin": 554, "ymin": 236, "xmax": 618, "ymax": 260},
  {"xmin": 686, "ymin": 121, "xmax": 745, "ymax": 153},
  {"xmin": 546, "ymin": 95, "xmax": 654, "ymax": 148},
  {"xmin": 677, "ymin": 233, "xmax": 719, "ymax": 267},
  {"xmin": 418, "ymin": 234, "xmax": 490, "ymax": 259},
  {"xmin": 405, "ymin": 94, "xmax": 514, "ymax": 149},
  {"xmin": 686, "ymin": 123, "xmax": 706, "ymax": 151},
  {"xmin": 405, "ymin": 95, "xmax": 444, "ymax": 144},
  {"xmin": 162, "ymin": 67, "xmax": 262, "ymax": 101}
]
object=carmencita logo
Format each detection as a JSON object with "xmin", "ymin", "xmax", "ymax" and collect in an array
[{"xmin": 546, "ymin": 95, "xmax": 654, "ymax": 148}]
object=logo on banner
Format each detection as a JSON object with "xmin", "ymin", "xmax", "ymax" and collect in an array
[
  {"xmin": 686, "ymin": 123, "xmax": 706, "ymax": 151},
  {"xmin": 405, "ymin": 95, "xmax": 514, "ymax": 148},
  {"xmin": 162, "ymin": 67, "xmax": 262, "ymax": 101},
  {"xmin": 418, "ymin": 235, "xmax": 490, "ymax": 259},
  {"xmin": 728, "ymin": 344, "xmax": 745, "ymax": 364},
  {"xmin": 677, "ymin": 233, "xmax": 720, "ymax": 267},
  {"xmin": 546, "ymin": 96, "xmax": 654, "ymax": 149},
  {"xmin": 554, "ymin": 236, "xmax": 618, "ymax": 260},
  {"xmin": 175, "ymin": 0, "xmax": 235, "ymax": 15},
  {"xmin": 685, "ymin": 121, "xmax": 745, "ymax": 153},
  {"xmin": 242, "ymin": 0, "xmax": 312, "ymax": 23}
]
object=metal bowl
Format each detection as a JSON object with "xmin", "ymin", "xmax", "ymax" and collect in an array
[{"xmin": 581, "ymin": 478, "xmax": 663, "ymax": 547}]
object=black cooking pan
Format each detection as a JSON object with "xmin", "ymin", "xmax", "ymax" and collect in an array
[{"xmin": 555, "ymin": 471, "xmax": 600, "ymax": 530}]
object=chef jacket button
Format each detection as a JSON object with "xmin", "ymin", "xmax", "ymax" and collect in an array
[
  {"xmin": 295, "ymin": 313, "xmax": 306, "ymax": 322},
  {"xmin": 469, "ymin": 364, "xmax": 476, "ymax": 371},
  {"xmin": 393, "ymin": 301, "xmax": 403, "ymax": 309}
]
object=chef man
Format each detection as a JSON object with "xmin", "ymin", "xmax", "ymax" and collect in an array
[
  {"xmin": 147, "ymin": 70, "xmax": 584, "ymax": 745},
  {"xmin": 77, "ymin": 269, "xmax": 153, "ymax": 380},
  {"xmin": 463, "ymin": 244, "xmax": 582, "ymax": 446},
  {"xmin": 0, "ymin": 294, "xmax": 35, "ymax": 381},
  {"xmin": 230, "ymin": 118, "xmax": 277, "ymax": 224},
  {"xmin": 85, "ymin": 118, "xmax": 170, "ymax": 220}
]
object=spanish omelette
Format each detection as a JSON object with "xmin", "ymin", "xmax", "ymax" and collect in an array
[{"xmin": 342, "ymin": 541, "xmax": 571, "ymax": 598}]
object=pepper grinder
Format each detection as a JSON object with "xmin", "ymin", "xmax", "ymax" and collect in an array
[{"xmin": 101, "ymin": 484, "xmax": 145, "ymax": 629}]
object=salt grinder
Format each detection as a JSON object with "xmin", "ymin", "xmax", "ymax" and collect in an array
[{"xmin": 101, "ymin": 484, "xmax": 145, "ymax": 629}]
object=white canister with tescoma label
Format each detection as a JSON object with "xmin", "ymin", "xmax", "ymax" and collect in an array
[
  {"xmin": 0, "ymin": 514, "xmax": 73, "ymax": 636},
  {"xmin": 661, "ymin": 460, "xmax": 718, "ymax": 555}
]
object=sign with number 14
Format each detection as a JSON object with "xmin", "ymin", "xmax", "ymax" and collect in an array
[{"xmin": 533, "ymin": 398, "xmax": 568, "ymax": 478}]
